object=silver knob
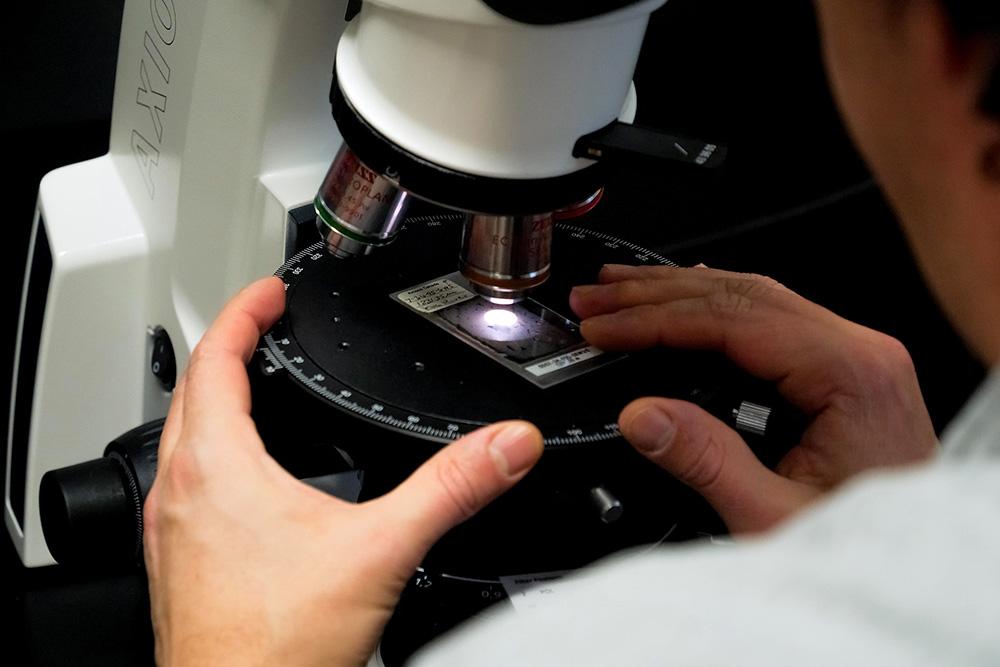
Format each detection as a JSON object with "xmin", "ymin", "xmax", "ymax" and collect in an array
[
  {"xmin": 590, "ymin": 486, "xmax": 624, "ymax": 524},
  {"xmin": 732, "ymin": 401, "xmax": 772, "ymax": 437}
]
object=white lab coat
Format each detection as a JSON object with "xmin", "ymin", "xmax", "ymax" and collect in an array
[{"xmin": 413, "ymin": 368, "xmax": 1000, "ymax": 666}]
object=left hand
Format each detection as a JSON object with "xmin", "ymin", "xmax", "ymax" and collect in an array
[
  {"xmin": 570, "ymin": 264, "xmax": 937, "ymax": 534},
  {"xmin": 143, "ymin": 277, "xmax": 544, "ymax": 667}
]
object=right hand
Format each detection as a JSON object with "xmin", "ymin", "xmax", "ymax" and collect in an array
[
  {"xmin": 143, "ymin": 278, "xmax": 544, "ymax": 667},
  {"xmin": 571, "ymin": 264, "xmax": 938, "ymax": 534}
]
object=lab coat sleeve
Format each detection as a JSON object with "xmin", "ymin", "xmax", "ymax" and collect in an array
[{"xmin": 410, "ymin": 461, "xmax": 1000, "ymax": 666}]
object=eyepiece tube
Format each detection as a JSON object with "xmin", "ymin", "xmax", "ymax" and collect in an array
[
  {"xmin": 459, "ymin": 213, "xmax": 553, "ymax": 304},
  {"xmin": 315, "ymin": 144, "xmax": 410, "ymax": 258}
]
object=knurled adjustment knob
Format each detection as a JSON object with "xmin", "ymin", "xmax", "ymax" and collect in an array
[{"xmin": 732, "ymin": 401, "xmax": 772, "ymax": 437}]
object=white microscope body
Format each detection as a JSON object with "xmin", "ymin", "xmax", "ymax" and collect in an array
[{"xmin": 6, "ymin": 0, "xmax": 664, "ymax": 567}]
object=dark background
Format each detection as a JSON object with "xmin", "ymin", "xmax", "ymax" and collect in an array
[{"xmin": 2, "ymin": 1, "xmax": 986, "ymax": 664}]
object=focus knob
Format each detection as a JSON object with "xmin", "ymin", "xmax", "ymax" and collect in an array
[
  {"xmin": 39, "ymin": 455, "xmax": 142, "ymax": 568},
  {"xmin": 39, "ymin": 419, "xmax": 164, "ymax": 568}
]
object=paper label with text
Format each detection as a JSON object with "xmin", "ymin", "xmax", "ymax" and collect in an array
[
  {"xmin": 499, "ymin": 571, "xmax": 571, "ymax": 613},
  {"xmin": 395, "ymin": 279, "xmax": 475, "ymax": 313},
  {"xmin": 525, "ymin": 345, "xmax": 603, "ymax": 377}
]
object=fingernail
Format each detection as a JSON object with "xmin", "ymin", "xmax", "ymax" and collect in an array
[
  {"xmin": 694, "ymin": 263, "xmax": 709, "ymax": 268},
  {"xmin": 626, "ymin": 407, "xmax": 676, "ymax": 454},
  {"xmin": 571, "ymin": 285, "xmax": 598, "ymax": 297},
  {"xmin": 489, "ymin": 423, "xmax": 542, "ymax": 477}
]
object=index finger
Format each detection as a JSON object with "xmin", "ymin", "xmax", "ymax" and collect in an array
[
  {"xmin": 572, "ymin": 266, "xmax": 791, "ymax": 320},
  {"xmin": 577, "ymin": 282, "xmax": 855, "ymax": 415},
  {"xmin": 181, "ymin": 277, "xmax": 286, "ymax": 434}
]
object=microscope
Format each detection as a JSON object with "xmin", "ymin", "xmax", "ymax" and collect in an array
[{"xmin": 8, "ymin": 0, "xmax": 792, "ymax": 661}]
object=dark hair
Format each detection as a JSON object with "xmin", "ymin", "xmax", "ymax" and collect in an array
[{"xmin": 941, "ymin": 0, "xmax": 1000, "ymax": 117}]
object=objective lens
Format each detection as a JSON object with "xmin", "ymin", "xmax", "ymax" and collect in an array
[
  {"xmin": 315, "ymin": 144, "xmax": 410, "ymax": 258},
  {"xmin": 459, "ymin": 213, "xmax": 553, "ymax": 303}
]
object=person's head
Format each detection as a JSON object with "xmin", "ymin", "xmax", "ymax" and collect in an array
[{"xmin": 813, "ymin": 0, "xmax": 1000, "ymax": 365}]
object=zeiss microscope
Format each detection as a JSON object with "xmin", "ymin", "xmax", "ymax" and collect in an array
[{"xmin": 8, "ymin": 1, "xmax": 795, "ymax": 661}]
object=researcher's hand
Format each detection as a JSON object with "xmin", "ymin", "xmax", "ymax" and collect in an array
[
  {"xmin": 571, "ymin": 264, "xmax": 937, "ymax": 534},
  {"xmin": 143, "ymin": 277, "xmax": 544, "ymax": 667}
]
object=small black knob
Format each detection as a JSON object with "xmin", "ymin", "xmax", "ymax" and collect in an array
[
  {"xmin": 150, "ymin": 326, "xmax": 177, "ymax": 391},
  {"xmin": 590, "ymin": 486, "xmax": 624, "ymax": 524},
  {"xmin": 345, "ymin": 0, "xmax": 363, "ymax": 21}
]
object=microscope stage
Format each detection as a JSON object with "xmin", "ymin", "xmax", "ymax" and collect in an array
[{"xmin": 258, "ymin": 211, "xmax": 727, "ymax": 447}]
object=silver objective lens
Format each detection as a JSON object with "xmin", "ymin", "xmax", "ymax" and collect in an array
[
  {"xmin": 315, "ymin": 144, "xmax": 410, "ymax": 258},
  {"xmin": 459, "ymin": 213, "xmax": 553, "ymax": 304}
]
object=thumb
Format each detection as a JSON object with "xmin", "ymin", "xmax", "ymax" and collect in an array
[
  {"xmin": 620, "ymin": 398, "xmax": 817, "ymax": 534},
  {"xmin": 382, "ymin": 421, "xmax": 544, "ymax": 552}
]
